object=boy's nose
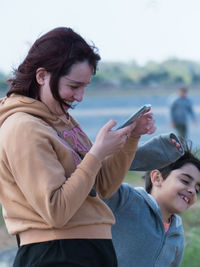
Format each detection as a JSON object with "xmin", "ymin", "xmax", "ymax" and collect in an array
[{"xmin": 187, "ymin": 186, "xmax": 196, "ymax": 195}]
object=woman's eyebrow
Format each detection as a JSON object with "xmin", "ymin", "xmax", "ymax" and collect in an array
[{"xmin": 64, "ymin": 77, "xmax": 89, "ymax": 85}]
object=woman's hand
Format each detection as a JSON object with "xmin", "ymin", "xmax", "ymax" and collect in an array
[
  {"xmin": 90, "ymin": 111, "xmax": 156, "ymax": 161},
  {"xmin": 129, "ymin": 111, "xmax": 156, "ymax": 138},
  {"xmin": 89, "ymin": 120, "xmax": 134, "ymax": 161}
]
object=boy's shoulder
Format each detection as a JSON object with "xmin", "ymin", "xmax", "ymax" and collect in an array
[
  {"xmin": 104, "ymin": 183, "xmax": 145, "ymax": 212},
  {"xmin": 119, "ymin": 183, "xmax": 147, "ymax": 200},
  {"xmin": 118, "ymin": 183, "xmax": 157, "ymax": 205},
  {"xmin": 117, "ymin": 184, "xmax": 159, "ymax": 211}
]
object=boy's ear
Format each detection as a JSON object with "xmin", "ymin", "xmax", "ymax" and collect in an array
[
  {"xmin": 150, "ymin": 170, "xmax": 163, "ymax": 188},
  {"xmin": 36, "ymin": 68, "xmax": 48, "ymax": 85}
]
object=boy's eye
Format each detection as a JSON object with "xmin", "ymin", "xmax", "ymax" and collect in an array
[
  {"xmin": 196, "ymin": 187, "xmax": 200, "ymax": 194},
  {"xmin": 181, "ymin": 179, "xmax": 189, "ymax": 185}
]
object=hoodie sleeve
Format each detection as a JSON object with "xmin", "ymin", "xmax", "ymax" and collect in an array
[
  {"xmin": 130, "ymin": 133, "xmax": 184, "ymax": 171},
  {"xmin": 173, "ymin": 246, "xmax": 184, "ymax": 267},
  {"xmin": 95, "ymin": 137, "xmax": 139, "ymax": 198},
  {"xmin": 171, "ymin": 217, "xmax": 185, "ymax": 267}
]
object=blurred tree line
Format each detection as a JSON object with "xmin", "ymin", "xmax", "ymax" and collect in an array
[
  {"xmin": 90, "ymin": 58, "xmax": 200, "ymax": 90},
  {"xmin": 1, "ymin": 58, "xmax": 200, "ymax": 96},
  {"xmin": 0, "ymin": 72, "xmax": 9, "ymax": 97}
]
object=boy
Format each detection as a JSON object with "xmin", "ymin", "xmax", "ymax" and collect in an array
[{"xmin": 104, "ymin": 144, "xmax": 200, "ymax": 267}]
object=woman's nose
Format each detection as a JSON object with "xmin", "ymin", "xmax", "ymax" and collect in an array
[{"xmin": 74, "ymin": 87, "xmax": 84, "ymax": 102}]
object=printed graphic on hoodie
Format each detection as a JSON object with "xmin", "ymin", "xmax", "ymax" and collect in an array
[{"xmin": 59, "ymin": 126, "xmax": 91, "ymax": 167}]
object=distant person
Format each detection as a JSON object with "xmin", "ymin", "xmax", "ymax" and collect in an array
[
  {"xmin": 0, "ymin": 27, "xmax": 155, "ymax": 267},
  {"xmin": 170, "ymin": 87, "xmax": 197, "ymax": 139},
  {"xmin": 104, "ymin": 142, "xmax": 200, "ymax": 267}
]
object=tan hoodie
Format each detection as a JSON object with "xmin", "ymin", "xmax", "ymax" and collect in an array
[{"xmin": 0, "ymin": 94, "xmax": 139, "ymax": 245}]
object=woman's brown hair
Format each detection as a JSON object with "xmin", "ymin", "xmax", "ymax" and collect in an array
[{"xmin": 7, "ymin": 27, "xmax": 100, "ymax": 108}]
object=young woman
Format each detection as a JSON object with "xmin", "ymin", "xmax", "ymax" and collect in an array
[{"xmin": 0, "ymin": 27, "xmax": 155, "ymax": 266}]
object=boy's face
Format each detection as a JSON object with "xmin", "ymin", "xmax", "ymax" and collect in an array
[{"xmin": 154, "ymin": 163, "xmax": 200, "ymax": 217}]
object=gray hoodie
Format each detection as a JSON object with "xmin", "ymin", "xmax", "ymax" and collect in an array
[
  {"xmin": 104, "ymin": 133, "xmax": 185, "ymax": 266},
  {"xmin": 105, "ymin": 184, "xmax": 184, "ymax": 267}
]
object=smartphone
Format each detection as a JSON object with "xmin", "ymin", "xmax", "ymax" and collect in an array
[{"xmin": 116, "ymin": 104, "xmax": 152, "ymax": 130}]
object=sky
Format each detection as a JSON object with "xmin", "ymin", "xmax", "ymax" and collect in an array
[{"xmin": 1, "ymin": 0, "xmax": 200, "ymax": 74}]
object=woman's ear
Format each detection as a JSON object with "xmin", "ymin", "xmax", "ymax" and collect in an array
[
  {"xmin": 36, "ymin": 68, "xmax": 48, "ymax": 85},
  {"xmin": 150, "ymin": 170, "xmax": 163, "ymax": 188}
]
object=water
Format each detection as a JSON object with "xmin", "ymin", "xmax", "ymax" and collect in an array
[{"xmin": 70, "ymin": 94, "xmax": 200, "ymax": 149}]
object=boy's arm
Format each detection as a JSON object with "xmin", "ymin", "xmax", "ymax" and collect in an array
[
  {"xmin": 172, "ymin": 235, "xmax": 185, "ymax": 267},
  {"xmin": 130, "ymin": 133, "xmax": 184, "ymax": 171},
  {"xmin": 174, "ymin": 249, "xmax": 184, "ymax": 267}
]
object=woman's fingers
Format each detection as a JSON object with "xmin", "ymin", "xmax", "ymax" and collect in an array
[
  {"xmin": 171, "ymin": 138, "xmax": 183, "ymax": 152},
  {"xmin": 130, "ymin": 112, "xmax": 156, "ymax": 137}
]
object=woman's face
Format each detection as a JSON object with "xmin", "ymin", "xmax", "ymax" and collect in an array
[{"xmin": 38, "ymin": 61, "xmax": 93, "ymax": 115}]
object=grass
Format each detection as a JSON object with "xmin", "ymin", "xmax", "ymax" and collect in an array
[
  {"xmin": 124, "ymin": 171, "xmax": 200, "ymax": 267},
  {"xmin": 124, "ymin": 171, "xmax": 144, "ymax": 186},
  {"xmin": 180, "ymin": 201, "xmax": 200, "ymax": 267}
]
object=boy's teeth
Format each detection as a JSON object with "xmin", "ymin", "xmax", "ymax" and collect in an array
[{"xmin": 181, "ymin": 195, "xmax": 189, "ymax": 203}]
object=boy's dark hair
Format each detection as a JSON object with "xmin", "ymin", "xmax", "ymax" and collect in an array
[
  {"xmin": 143, "ymin": 142, "xmax": 200, "ymax": 193},
  {"xmin": 6, "ymin": 27, "xmax": 100, "ymax": 110}
]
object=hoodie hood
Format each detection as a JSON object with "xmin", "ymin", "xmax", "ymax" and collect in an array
[
  {"xmin": 0, "ymin": 94, "xmax": 78, "ymax": 130},
  {"xmin": 135, "ymin": 186, "xmax": 160, "ymax": 213},
  {"xmin": 135, "ymin": 186, "xmax": 183, "ymax": 233}
]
